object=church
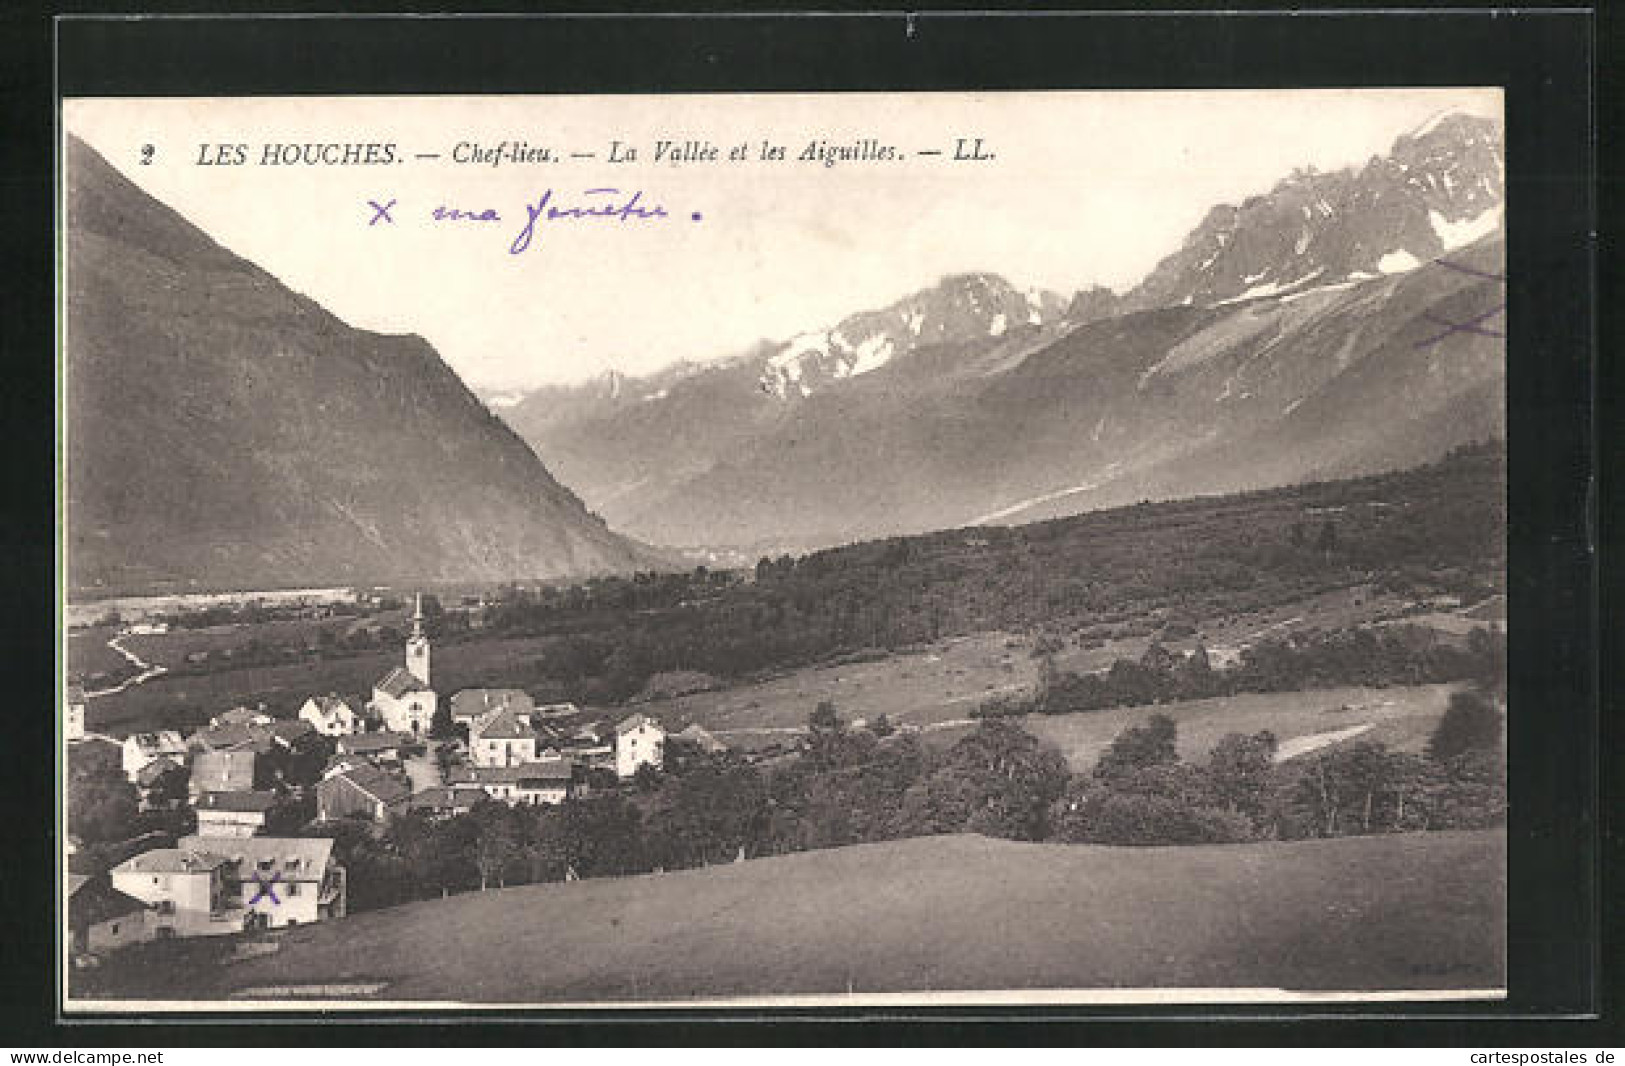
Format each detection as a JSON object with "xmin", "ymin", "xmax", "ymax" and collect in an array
[{"xmin": 368, "ymin": 594, "xmax": 437, "ymax": 736}]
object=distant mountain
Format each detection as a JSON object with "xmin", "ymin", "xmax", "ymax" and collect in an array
[
  {"xmin": 1121, "ymin": 112, "xmax": 1503, "ymax": 311},
  {"xmin": 757, "ymin": 273, "xmax": 1068, "ymax": 400},
  {"xmin": 65, "ymin": 136, "xmax": 660, "ymax": 596},
  {"xmin": 495, "ymin": 112, "xmax": 1505, "ymax": 551}
]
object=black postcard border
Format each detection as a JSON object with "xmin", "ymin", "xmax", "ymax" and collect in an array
[{"xmin": 2, "ymin": 3, "xmax": 1608, "ymax": 1046}]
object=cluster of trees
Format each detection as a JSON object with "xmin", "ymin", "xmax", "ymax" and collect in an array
[
  {"xmin": 983, "ymin": 624, "xmax": 1507, "ymax": 719},
  {"xmin": 1056, "ymin": 690, "xmax": 1506, "ymax": 846},
  {"xmin": 317, "ymin": 706, "xmax": 1074, "ymax": 913},
  {"xmin": 320, "ymin": 687, "xmax": 1505, "ymax": 916}
]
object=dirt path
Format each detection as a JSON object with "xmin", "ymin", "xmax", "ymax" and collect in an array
[
  {"xmin": 82, "ymin": 632, "xmax": 168, "ymax": 698},
  {"xmin": 1273, "ymin": 722, "xmax": 1374, "ymax": 763}
]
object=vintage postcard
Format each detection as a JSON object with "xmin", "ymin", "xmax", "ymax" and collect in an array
[{"xmin": 60, "ymin": 89, "xmax": 1508, "ymax": 1011}]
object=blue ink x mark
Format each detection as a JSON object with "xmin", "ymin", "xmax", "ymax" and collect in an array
[
  {"xmin": 367, "ymin": 199, "xmax": 397, "ymax": 226},
  {"xmin": 1416, "ymin": 303, "xmax": 1505, "ymax": 347},
  {"xmin": 248, "ymin": 870, "xmax": 282, "ymax": 905}
]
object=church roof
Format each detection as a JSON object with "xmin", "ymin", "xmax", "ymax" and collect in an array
[{"xmin": 375, "ymin": 666, "xmax": 428, "ymax": 699}]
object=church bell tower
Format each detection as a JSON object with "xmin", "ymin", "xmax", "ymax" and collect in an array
[{"xmin": 405, "ymin": 592, "xmax": 431, "ymax": 686}]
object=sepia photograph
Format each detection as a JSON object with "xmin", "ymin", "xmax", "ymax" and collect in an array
[{"xmin": 59, "ymin": 87, "xmax": 1510, "ymax": 1011}]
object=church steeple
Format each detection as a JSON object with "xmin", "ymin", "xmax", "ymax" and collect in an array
[{"xmin": 405, "ymin": 592, "xmax": 431, "ymax": 686}]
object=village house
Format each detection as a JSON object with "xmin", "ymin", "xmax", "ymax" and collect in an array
[
  {"xmin": 469, "ymin": 707, "xmax": 541, "ymax": 768},
  {"xmin": 211, "ymin": 705, "xmax": 274, "ymax": 729},
  {"xmin": 68, "ymin": 874, "xmax": 152, "ymax": 956},
  {"xmin": 335, "ymin": 731, "xmax": 409, "ymax": 765},
  {"xmin": 134, "ymin": 756, "xmax": 186, "ymax": 809},
  {"xmin": 180, "ymin": 834, "xmax": 347, "ymax": 930},
  {"xmin": 450, "ymin": 687, "xmax": 534, "ymax": 729},
  {"xmin": 269, "ymin": 717, "xmax": 317, "ymax": 750},
  {"xmin": 367, "ymin": 594, "xmax": 437, "ymax": 736},
  {"xmin": 614, "ymin": 713, "xmax": 666, "ymax": 779},
  {"xmin": 449, "ymin": 760, "xmax": 575, "ymax": 806},
  {"xmin": 675, "ymin": 722, "xmax": 729, "ymax": 755},
  {"xmin": 193, "ymin": 790, "xmax": 279, "ymax": 837},
  {"xmin": 121, "ymin": 731, "xmax": 188, "ymax": 782},
  {"xmin": 298, "ymin": 694, "xmax": 364, "ymax": 737},
  {"xmin": 405, "ymin": 784, "xmax": 487, "ymax": 819},
  {"xmin": 110, "ymin": 846, "xmax": 238, "ymax": 938},
  {"xmin": 189, "ymin": 748, "xmax": 257, "ymax": 798},
  {"xmin": 188, "ymin": 718, "xmax": 277, "ymax": 756},
  {"xmin": 66, "ymin": 683, "xmax": 86, "ymax": 742},
  {"xmin": 316, "ymin": 761, "xmax": 412, "ymax": 823}
]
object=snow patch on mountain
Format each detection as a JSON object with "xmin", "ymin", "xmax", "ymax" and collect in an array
[
  {"xmin": 1430, "ymin": 204, "xmax": 1503, "ymax": 251},
  {"xmin": 850, "ymin": 334, "xmax": 896, "ymax": 377},
  {"xmin": 1377, "ymin": 249, "xmax": 1423, "ymax": 275}
]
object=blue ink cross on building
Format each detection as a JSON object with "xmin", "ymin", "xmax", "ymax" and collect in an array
[{"xmin": 248, "ymin": 869, "xmax": 282, "ymax": 906}]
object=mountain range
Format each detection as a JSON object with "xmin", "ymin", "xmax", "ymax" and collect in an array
[
  {"xmin": 65, "ymin": 136, "xmax": 659, "ymax": 596},
  {"xmin": 494, "ymin": 112, "xmax": 1506, "ymax": 552}
]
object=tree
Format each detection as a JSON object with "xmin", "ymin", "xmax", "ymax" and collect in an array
[
  {"xmin": 428, "ymin": 699, "xmax": 457, "ymax": 740},
  {"xmin": 1316, "ymin": 520, "xmax": 1338, "ymax": 552},
  {"xmin": 1094, "ymin": 714, "xmax": 1179, "ymax": 782},
  {"xmin": 68, "ymin": 770, "xmax": 138, "ymax": 844},
  {"xmin": 902, "ymin": 720, "xmax": 1069, "ymax": 841},
  {"xmin": 1426, "ymin": 690, "xmax": 1503, "ymax": 762},
  {"xmin": 1201, "ymin": 730, "xmax": 1278, "ymax": 825},
  {"xmin": 472, "ymin": 805, "xmax": 521, "ymax": 890}
]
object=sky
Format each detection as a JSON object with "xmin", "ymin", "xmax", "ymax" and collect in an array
[{"xmin": 64, "ymin": 89, "xmax": 1499, "ymax": 393}]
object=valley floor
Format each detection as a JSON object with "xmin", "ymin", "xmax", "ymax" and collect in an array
[{"xmin": 73, "ymin": 829, "xmax": 1506, "ymax": 1007}]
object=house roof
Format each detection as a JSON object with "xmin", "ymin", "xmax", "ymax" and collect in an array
[
  {"xmin": 70, "ymin": 878, "xmax": 150, "ymax": 926},
  {"xmin": 450, "ymin": 688, "xmax": 533, "ymax": 721},
  {"xmin": 338, "ymin": 731, "xmax": 408, "ymax": 754},
  {"xmin": 471, "ymin": 707, "xmax": 536, "ymax": 742},
  {"xmin": 450, "ymin": 759, "xmax": 574, "ymax": 786},
  {"xmin": 195, "ymin": 790, "xmax": 279, "ymax": 814},
  {"xmin": 271, "ymin": 718, "xmax": 317, "ymax": 744},
  {"xmin": 407, "ymin": 785, "xmax": 487, "ymax": 810},
  {"xmin": 115, "ymin": 847, "xmax": 233, "ymax": 876},
  {"xmin": 214, "ymin": 706, "xmax": 269, "ymax": 727},
  {"xmin": 127, "ymin": 731, "xmax": 187, "ymax": 755},
  {"xmin": 375, "ymin": 666, "xmax": 428, "ymax": 699},
  {"xmin": 319, "ymin": 763, "xmax": 412, "ymax": 806},
  {"xmin": 615, "ymin": 713, "xmax": 662, "ymax": 736},
  {"xmin": 135, "ymin": 755, "xmax": 183, "ymax": 787},
  {"xmin": 179, "ymin": 835, "xmax": 335, "ymax": 882},
  {"xmin": 191, "ymin": 721, "xmax": 273, "ymax": 753},
  {"xmin": 304, "ymin": 694, "xmax": 356, "ymax": 717},
  {"xmin": 190, "ymin": 750, "xmax": 256, "ymax": 792},
  {"xmin": 677, "ymin": 724, "xmax": 729, "ymax": 753}
]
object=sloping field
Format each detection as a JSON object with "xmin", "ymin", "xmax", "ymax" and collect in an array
[
  {"xmin": 88, "ymin": 830, "xmax": 1504, "ymax": 1005},
  {"xmin": 1011, "ymin": 684, "xmax": 1454, "ymax": 771}
]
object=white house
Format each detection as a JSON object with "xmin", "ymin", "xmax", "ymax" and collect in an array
[
  {"xmin": 180, "ymin": 834, "xmax": 347, "ymax": 931},
  {"xmin": 65, "ymin": 683, "xmax": 86, "ymax": 742},
  {"xmin": 614, "ymin": 713, "xmax": 665, "ymax": 779},
  {"xmin": 299, "ymin": 694, "xmax": 363, "ymax": 737},
  {"xmin": 469, "ymin": 707, "xmax": 541, "ymax": 768},
  {"xmin": 110, "ymin": 847, "xmax": 238, "ymax": 939},
  {"xmin": 121, "ymin": 731, "xmax": 189, "ymax": 782}
]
